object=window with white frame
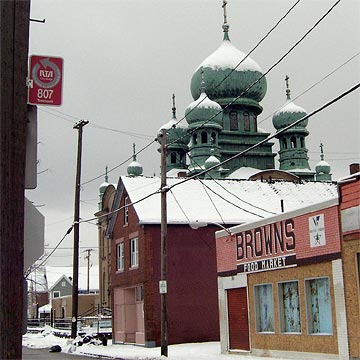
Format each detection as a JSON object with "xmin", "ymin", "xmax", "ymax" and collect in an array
[
  {"xmin": 130, "ymin": 237, "xmax": 139, "ymax": 268},
  {"xmin": 117, "ymin": 242, "xmax": 124, "ymax": 271},
  {"xmin": 53, "ymin": 291, "xmax": 60, "ymax": 298},
  {"xmin": 124, "ymin": 197, "xmax": 129, "ymax": 225},
  {"xmin": 278, "ymin": 281, "xmax": 301, "ymax": 333},
  {"xmin": 305, "ymin": 277, "xmax": 333, "ymax": 334},
  {"xmin": 254, "ymin": 283, "xmax": 275, "ymax": 333}
]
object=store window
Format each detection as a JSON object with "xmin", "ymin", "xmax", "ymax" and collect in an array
[
  {"xmin": 278, "ymin": 281, "xmax": 301, "ymax": 333},
  {"xmin": 254, "ymin": 284, "xmax": 275, "ymax": 333},
  {"xmin": 305, "ymin": 277, "xmax": 332, "ymax": 334},
  {"xmin": 130, "ymin": 237, "xmax": 139, "ymax": 268},
  {"xmin": 117, "ymin": 242, "xmax": 124, "ymax": 271}
]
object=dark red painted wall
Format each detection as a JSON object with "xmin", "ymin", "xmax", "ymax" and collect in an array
[{"xmin": 111, "ymin": 189, "xmax": 220, "ymax": 346}]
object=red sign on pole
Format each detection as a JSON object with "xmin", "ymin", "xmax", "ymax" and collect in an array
[{"xmin": 28, "ymin": 55, "xmax": 63, "ymax": 106}]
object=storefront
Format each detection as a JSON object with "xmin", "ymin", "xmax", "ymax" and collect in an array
[{"xmin": 216, "ymin": 199, "xmax": 350, "ymax": 359}]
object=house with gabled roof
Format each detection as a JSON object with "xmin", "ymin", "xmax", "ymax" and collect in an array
[{"xmin": 103, "ymin": 175, "xmax": 337, "ymax": 347}]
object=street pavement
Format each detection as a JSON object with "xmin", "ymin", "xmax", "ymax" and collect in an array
[{"xmin": 22, "ymin": 347, "xmax": 115, "ymax": 360}]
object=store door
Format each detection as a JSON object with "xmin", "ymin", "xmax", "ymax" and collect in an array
[{"xmin": 227, "ymin": 287, "xmax": 250, "ymax": 350}]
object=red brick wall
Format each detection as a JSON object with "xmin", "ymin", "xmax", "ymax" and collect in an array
[
  {"xmin": 217, "ymin": 205, "xmax": 341, "ymax": 273},
  {"xmin": 340, "ymin": 180, "xmax": 360, "ymax": 210},
  {"xmin": 111, "ymin": 190, "xmax": 219, "ymax": 346}
]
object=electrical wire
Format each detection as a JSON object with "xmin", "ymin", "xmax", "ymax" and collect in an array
[
  {"xmin": 167, "ymin": 0, "xmax": 343, "ymax": 148},
  {"xmin": 188, "ymin": 154, "xmax": 277, "ymax": 215},
  {"xmin": 57, "ymin": 1, "xmax": 302, "ymax": 188},
  {"xmin": 42, "ymin": 82, "xmax": 360, "ymax": 265},
  {"xmin": 25, "ymin": 225, "xmax": 74, "ymax": 278},
  {"xmin": 258, "ymin": 51, "xmax": 360, "ymax": 125}
]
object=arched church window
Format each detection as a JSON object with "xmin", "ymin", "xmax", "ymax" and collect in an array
[
  {"xmin": 170, "ymin": 152, "xmax": 177, "ymax": 164},
  {"xmin": 253, "ymin": 115, "xmax": 258, "ymax": 132},
  {"xmin": 300, "ymin": 137, "xmax": 304, "ymax": 148},
  {"xmin": 180, "ymin": 153, "xmax": 185, "ymax": 165},
  {"xmin": 201, "ymin": 131, "xmax": 208, "ymax": 144},
  {"xmin": 291, "ymin": 136, "xmax": 296, "ymax": 148},
  {"xmin": 211, "ymin": 132, "xmax": 216, "ymax": 145},
  {"xmin": 193, "ymin": 133, "xmax": 198, "ymax": 145},
  {"xmin": 244, "ymin": 112, "xmax": 250, "ymax": 131},
  {"xmin": 229, "ymin": 111, "xmax": 238, "ymax": 131},
  {"xmin": 282, "ymin": 138, "xmax": 287, "ymax": 149}
]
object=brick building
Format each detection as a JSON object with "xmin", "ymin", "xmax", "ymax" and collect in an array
[
  {"xmin": 102, "ymin": 175, "xmax": 337, "ymax": 347},
  {"xmin": 215, "ymin": 166, "xmax": 360, "ymax": 359}
]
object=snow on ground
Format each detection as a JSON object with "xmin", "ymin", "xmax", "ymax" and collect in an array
[{"xmin": 22, "ymin": 326, "xmax": 291, "ymax": 360}]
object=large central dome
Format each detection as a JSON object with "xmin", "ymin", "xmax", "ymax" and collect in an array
[{"xmin": 190, "ymin": 37, "xmax": 267, "ymax": 104}]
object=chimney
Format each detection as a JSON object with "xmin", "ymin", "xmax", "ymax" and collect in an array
[{"xmin": 349, "ymin": 163, "xmax": 360, "ymax": 175}]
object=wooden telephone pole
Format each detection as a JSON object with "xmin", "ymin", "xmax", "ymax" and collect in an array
[
  {"xmin": 160, "ymin": 129, "xmax": 168, "ymax": 357},
  {"xmin": 71, "ymin": 120, "xmax": 88, "ymax": 339},
  {"xmin": 0, "ymin": 1, "xmax": 30, "ymax": 358}
]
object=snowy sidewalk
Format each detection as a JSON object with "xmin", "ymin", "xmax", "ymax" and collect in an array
[{"xmin": 22, "ymin": 328, "xmax": 332, "ymax": 360}]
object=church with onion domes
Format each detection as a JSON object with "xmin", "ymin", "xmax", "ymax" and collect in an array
[{"xmin": 155, "ymin": 0, "xmax": 332, "ymax": 183}]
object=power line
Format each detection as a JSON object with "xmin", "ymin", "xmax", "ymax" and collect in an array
[
  {"xmin": 44, "ymin": 82, "xmax": 360, "ymax": 266},
  {"xmin": 25, "ymin": 226, "xmax": 73, "ymax": 278},
  {"xmin": 68, "ymin": 1, "xmax": 302, "ymax": 188},
  {"xmin": 167, "ymin": 0, "xmax": 343, "ymax": 148},
  {"xmin": 258, "ymin": 51, "xmax": 360, "ymax": 125}
]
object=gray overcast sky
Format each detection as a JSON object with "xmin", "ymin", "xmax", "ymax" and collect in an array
[{"xmin": 27, "ymin": 0, "xmax": 360, "ymax": 267}]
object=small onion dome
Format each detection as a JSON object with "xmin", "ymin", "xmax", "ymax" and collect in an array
[
  {"xmin": 127, "ymin": 143, "xmax": 143, "ymax": 177},
  {"xmin": 273, "ymin": 75, "xmax": 309, "ymax": 130},
  {"xmin": 99, "ymin": 167, "xmax": 109, "ymax": 193},
  {"xmin": 190, "ymin": 39, "xmax": 267, "ymax": 104},
  {"xmin": 185, "ymin": 87, "xmax": 222, "ymax": 128},
  {"xmin": 315, "ymin": 160, "xmax": 331, "ymax": 174},
  {"xmin": 315, "ymin": 143, "xmax": 331, "ymax": 174},
  {"xmin": 205, "ymin": 153, "xmax": 221, "ymax": 170},
  {"xmin": 272, "ymin": 101, "xmax": 308, "ymax": 130},
  {"xmin": 158, "ymin": 94, "xmax": 190, "ymax": 145}
]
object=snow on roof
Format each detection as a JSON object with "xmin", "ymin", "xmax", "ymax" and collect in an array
[
  {"xmin": 45, "ymin": 266, "xmax": 99, "ymax": 291},
  {"xmin": 225, "ymin": 167, "xmax": 260, "ymax": 180},
  {"xmin": 121, "ymin": 176, "xmax": 338, "ymax": 225},
  {"xmin": 196, "ymin": 40, "xmax": 262, "ymax": 72},
  {"xmin": 275, "ymin": 100, "xmax": 307, "ymax": 115},
  {"xmin": 188, "ymin": 92, "xmax": 222, "ymax": 111}
]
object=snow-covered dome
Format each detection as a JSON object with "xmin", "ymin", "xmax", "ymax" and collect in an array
[
  {"xmin": 127, "ymin": 144, "xmax": 143, "ymax": 177},
  {"xmin": 273, "ymin": 78, "xmax": 308, "ymax": 130},
  {"xmin": 185, "ymin": 85, "xmax": 222, "ymax": 128},
  {"xmin": 315, "ymin": 160, "xmax": 331, "ymax": 175},
  {"xmin": 315, "ymin": 144, "xmax": 331, "ymax": 174},
  {"xmin": 99, "ymin": 167, "xmax": 109, "ymax": 194},
  {"xmin": 190, "ymin": 32, "xmax": 267, "ymax": 105},
  {"xmin": 205, "ymin": 153, "xmax": 221, "ymax": 169},
  {"xmin": 158, "ymin": 95, "xmax": 190, "ymax": 146}
]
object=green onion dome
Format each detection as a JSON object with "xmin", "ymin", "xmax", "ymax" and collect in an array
[
  {"xmin": 190, "ymin": 35, "xmax": 267, "ymax": 106},
  {"xmin": 273, "ymin": 77, "xmax": 308, "ymax": 131},
  {"xmin": 185, "ymin": 87, "xmax": 223, "ymax": 129},
  {"xmin": 127, "ymin": 144, "xmax": 143, "ymax": 177}
]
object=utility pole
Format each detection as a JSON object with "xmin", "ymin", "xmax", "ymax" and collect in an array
[
  {"xmin": 160, "ymin": 129, "xmax": 168, "ymax": 357},
  {"xmin": 0, "ymin": 1, "xmax": 30, "ymax": 359},
  {"xmin": 71, "ymin": 119, "xmax": 89, "ymax": 339},
  {"xmin": 84, "ymin": 248, "xmax": 93, "ymax": 293}
]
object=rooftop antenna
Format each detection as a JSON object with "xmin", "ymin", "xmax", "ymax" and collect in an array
[{"xmin": 285, "ymin": 75, "xmax": 291, "ymax": 100}]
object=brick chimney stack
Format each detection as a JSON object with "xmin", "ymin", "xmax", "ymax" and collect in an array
[{"xmin": 349, "ymin": 163, "xmax": 360, "ymax": 175}]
